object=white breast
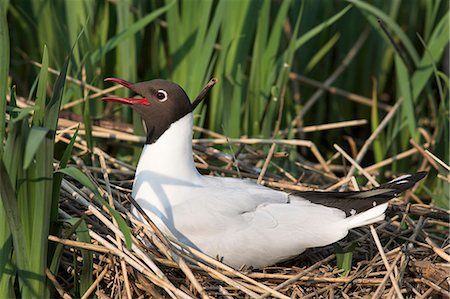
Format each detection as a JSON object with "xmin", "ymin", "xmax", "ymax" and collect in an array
[{"xmin": 131, "ymin": 113, "xmax": 387, "ymax": 268}]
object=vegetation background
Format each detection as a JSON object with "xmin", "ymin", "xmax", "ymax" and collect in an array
[{"xmin": 0, "ymin": 0, "xmax": 448, "ymax": 298}]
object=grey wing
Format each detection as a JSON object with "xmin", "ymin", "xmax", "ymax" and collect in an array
[{"xmin": 289, "ymin": 172, "xmax": 427, "ymax": 216}]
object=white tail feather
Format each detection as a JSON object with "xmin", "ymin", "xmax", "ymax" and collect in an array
[{"xmin": 345, "ymin": 203, "xmax": 388, "ymax": 229}]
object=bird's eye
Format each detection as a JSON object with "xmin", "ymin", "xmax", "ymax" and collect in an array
[{"xmin": 156, "ymin": 90, "xmax": 168, "ymax": 102}]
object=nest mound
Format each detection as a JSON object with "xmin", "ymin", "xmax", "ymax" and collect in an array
[{"xmin": 51, "ymin": 120, "xmax": 449, "ymax": 298}]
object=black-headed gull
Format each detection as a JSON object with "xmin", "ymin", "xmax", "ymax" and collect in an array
[{"xmin": 102, "ymin": 77, "xmax": 426, "ymax": 269}]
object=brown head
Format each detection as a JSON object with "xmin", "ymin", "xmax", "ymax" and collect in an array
[{"xmin": 103, "ymin": 78, "xmax": 193, "ymax": 144}]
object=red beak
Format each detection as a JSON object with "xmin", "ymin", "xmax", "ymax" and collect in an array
[{"xmin": 102, "ymin": 77, "xmax": 149, "ymax": 105}]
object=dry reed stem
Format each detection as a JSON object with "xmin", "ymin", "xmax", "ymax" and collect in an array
[
  {"xmin": 218, "ymin": 285, "xmax": 234, "ymax": 299},
  {"xmin": 62, "ymin": 85, "xmax": 123, "ymax": 110},
  {"xmin": 128, "ymin": 196, "xmax": 211, "ymax": 299},
  {"xmin": 98, "ymin": 152, "xmax": 132, "ymax": 299},
  {"xmin": 363, "ymin": 147, "xmax": 420, "ymax": 173},
  {"xmin": 91, "ymin": 231, "xmax": 188, "ymax": 299},
  {"xmin": 295, "ymin": 28, "xmax": 370, "ymax": 121},
  {"xmin": 61, "ymin": 181, "xmax": 185, "ymax": 297},
  {"xmin": 289, "ymin": 72, "xmax": 392, "ymax": 112},
  {"xmin": 409, "ymin": 139, "xmax": 440, "ymax": 170},
  {"xmin": 258, "ymin": 63, "xmax": 288, "ymax": 185},
  {"xmin": 257, "ymin": 255, "xmax": 335, "ymax": 299},
  {"xmin": 30, "ymin": 59, "xmax": 105, "ymax": 94},
  {"xmin": 81, "ymin": 266, "xmax": 109, "ymax": 299},
  {"xmin": 371, "ymin": 252, "xmax": 403, "ymax": 299},
  {"xmin": 267, "ymin": 160, "xmax": 297, "ymax": 182},
  {"xmin": 370, "ymin": 225, "xmax": 404, "ymax": 299},
  {"xmin": 425, "ymin": 149, "xmax": 450, "ymax": 171},
  {"xmin": 422, "ymin": 232, "xmax": 450, "ymax": 263},
  {"xmin": 193, "ymin": 125, "xmax": 227, "ymax": 138},
  {"xmin": 420, "ymin": 277, "xmax": 450, "ymax": 297},
  {"xmin": 325, "ymin": 176, "xmax": 353, "ymax": 191},
  {"xmin": 76, "ymin": 128, "xmax": 145, "ymax": 143},
  {"xmin": 168, "ymin": 237, "xmax": 291, "ymax": 299},
  {"xmin": 258, "ymin": 143, "xmax": 278, "ymax": 184},
  {"xmin": 192, "ymin": 138, "xmax": 328, "ymax": 162},
  {"xmin": 46, "ymin": 268, "xmax": 72, "ymax": 299},
  {"xmin": 48, "ymin": 235, "xmax": 110, "ymax": 253},
  {"xmin": 346, "ymin": 98, "xmax": 403, "ymax": 179},
  {"xmin": 301, "ymin": 119, "xmax": 368, "ymax": 133},
  {"xmin": 333, "ymin": 144, "xmax": 379, "ymax": 186},
  {"xmin": 196, "ymin": 138, "xmax": 333, "ymax": 174}
]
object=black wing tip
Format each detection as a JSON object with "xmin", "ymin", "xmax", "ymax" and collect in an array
[
  {"xmin": 289, "ymin": 171, "xmax": 428, "ymax": 217},
  {"xmin": 389, "ymin": 171, "xmax": 428, "ymax": 184},
  {"xmin": 414, "ymin": 171, "xmax": 428, "ymax": 181},
  {"xmin": 381, "ymin": 171, "xmax": 428, "ymax": 195}
]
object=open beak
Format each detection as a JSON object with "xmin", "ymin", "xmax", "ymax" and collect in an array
[{"xmin": 102, "ymin": 77, "xmax": 149, "ymax": 105}]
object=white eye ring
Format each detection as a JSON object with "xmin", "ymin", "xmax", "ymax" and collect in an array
[{"xmin": 156, "ymin": 89, "xmax": 168, "ymax": 102}]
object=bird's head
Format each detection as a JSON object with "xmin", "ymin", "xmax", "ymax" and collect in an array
[{"xmin": 102, "ymin": 78, "xmax": 193, "ymax": 144}]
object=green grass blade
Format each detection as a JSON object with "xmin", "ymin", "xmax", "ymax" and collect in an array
[
  {"xmin": 411, "ymin": 12, "xmax": 449, "ymax": 100},
  {"xmin": 0, "ymin": 147, "xmax": 14, "ymax": 298},
  {"xmin": 0, "ymin": 159, "xmax": 30, "ymax": 292},
  {"xmin": 50, "ymin": 125, "xmax": 79, "ymax": 230},
  {"xmin": 53, "ymin": 217, "xmax": 93, "ymax": 297},
  {"xmin": 0, "ymin": 0, "xmax": 10, "ymax": 157},
  {"xmin": 0, "ymin": 204, "xmax": 13, "ymax": 297},
  {"xmin": 246, "ymin": 0, "xmax": 292, "ymax": 135},
  {"xmin": 370, "ymin": 84, "xmax": 384, "ymax": 163},
  {"xmin": 76, "ymin": 219, "xmax": 93, "ymax": 296},
  {"xmin": 294, "ymin": 4, "xmax": 351, "ymax": 51},
  {"xmin": 91, "ymin": 0, "xmax": 175, "ymax": 64},
  {"xmin": 49, "ymin": 217, "xmax": 83, "ymax": 277},
  {"xmin": 172, "ymin": 0, "xmax": 221, "ymax": 129},
  {"xmin": 423, "ymin": 0, "xmax": 442, "ymax": 41},
  {"xmin": 26, "ymin": 31, "xmax": 77, "ymax": 299},
  {"xmin": 245, "ymin": 0, "xmax": 270, "ymax": 134},
  {"xmin": 348, "ymin": 0, "xmax": 420, "ymax": 65},
  {"xmin": 52, "ymin": 125, "xmax": 79, "ymax": 210},
  {"xmin": 334, "ymin": 242, "xmax": 357, "ymax": 277},
  {"xmin": 3, "ymin": 87, "xmax": 22, "ymax": 184},
  {"xmin": 25, "ymin": 46, "xmax": 71, "ymax": 299},
  {"xmin": 305, "ymin": 33, "xmax": 340, "ymax": 73},
  {"xmin": 33, "ymin": 45, "xmax": 48, "ymax": 126},
  {"xmin": 395, "ymin": 55, "xmax": 416, "ymax": 139},
  {"xmin": 8, "ymin": 106, "xmax": 35, "ymax": 123},
  {"xmin": 416, "ymin": 33, "xmax": 445, "ymax": 104},
  {"xmin": 44, "ymin": 55, "xmax": 70, "ymax": 132},
  {"xmin": 57, "ymin": 166, "xmax": 101, "ymax": 199},
  {"xmin": 57, "ymin": 167, "xmax": 133, "ymax": 249},
  {"xmin": 228, "ymin": 64, "xmax": 243, "ymax": 137},
  {"xmin": 114, "ymin": 0, "xmax": 139, "ymax": 161},
  {"xmin": 59, "ymin": 127, "xmax": 79, "ymax": 169},
  {"xmin": 0, "ymin": 128, "xmax": 16, "ymax": 299},
  {"xmin": 262, "ymin": 2, "xmax": 302, "ymax": 136},
  {"xmin": 23, "ymin": 126, "xmax": 49, "ymax": 170},
  {"xmin": 2, "ymin": 87, "xmax": 29, "ymax": 297}
]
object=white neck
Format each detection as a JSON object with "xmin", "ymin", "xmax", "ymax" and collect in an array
[{"xmin": 135, "ymin": 113, "xmax": 201, "ymax": 183}]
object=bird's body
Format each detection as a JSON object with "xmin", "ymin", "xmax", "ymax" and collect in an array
[{"xmin": 103, "ymin": 77, "xmax": 426, "ymax": 269}]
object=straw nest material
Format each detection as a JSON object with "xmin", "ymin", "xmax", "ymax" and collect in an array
[{"xmin": 48, "ymin": 112, "xmax": 450, "ymax": 299}]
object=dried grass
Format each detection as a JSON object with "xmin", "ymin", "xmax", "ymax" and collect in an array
[{"xmin": 47, "ymin": 116, "xmax": 450, "ymax": 299}]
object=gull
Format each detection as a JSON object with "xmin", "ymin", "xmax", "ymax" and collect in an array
[{"xmin": 102, "ymin": 77, "xmax": 426, "ymax": 269}]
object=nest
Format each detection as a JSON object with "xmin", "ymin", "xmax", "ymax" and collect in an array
[{"xmin": 48, "ymin": 115, "xmax": 450, "ymax": 298}]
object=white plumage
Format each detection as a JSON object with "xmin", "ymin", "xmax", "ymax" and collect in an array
[{"xmin": 131, "ymin": 113, "xmax": 388, "ymax": 268}]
